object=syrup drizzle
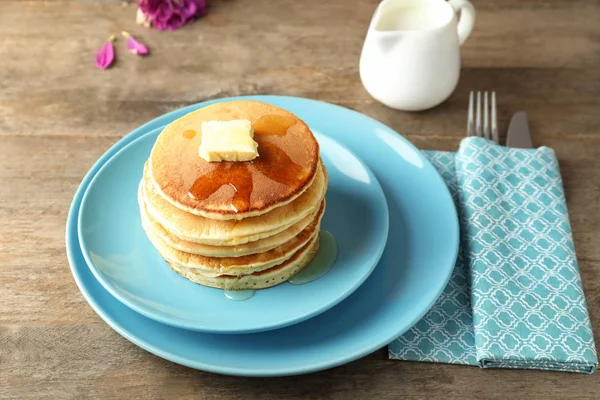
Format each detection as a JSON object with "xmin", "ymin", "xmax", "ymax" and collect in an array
[
  {"xmin": 288, "ymin": 231, "xmax": 338, "ymax": 285},
  {"xmin": 252, "ymin": 141, "xmax": 305, "ymax": 188},
  {"xmin": 252, "ymin": 114, "xmax": 296, "ymax": 136},
  {"xmin": 188, "ymin": 163, "xmax": 253, "ymax": 212},
  {"xmin": 224, "ymin": 231, "xmax": 338, "ymax": 301},
  {"xmin": 188, "ymin": 114, "xmax": 306, "ymax": 212},
  {"xmin": 182, "ymin": 129, "xmax": 197, "ymax": 139},
  {"xmin": 224, "ymin": 289, "xmax": 255, "ymax": 301}
]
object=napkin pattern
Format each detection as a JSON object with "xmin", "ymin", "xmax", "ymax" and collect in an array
[
  {"xmin": 389, "ymin": 151, "xmax": 477, "ymax": 365},
  {"xmin": 389, "ymin": 138, "xmax": 597, "ymax": 373}
]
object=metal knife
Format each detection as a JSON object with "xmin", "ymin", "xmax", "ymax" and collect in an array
[{"xmin": 506, "ymin": 111, "xmax": 533, "ymax": 149}]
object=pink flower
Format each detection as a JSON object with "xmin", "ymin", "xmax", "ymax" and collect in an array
[
  {"xmin": 122, "ymin": 31, "xmax": 149, "ymax": 55},
  {"xmin": 138, "ymin": 0, "xmax": 207, "ymax": 31},
  {"xmin": 95, "ymin": 35, "xmax": 115, "ymax": 69}
]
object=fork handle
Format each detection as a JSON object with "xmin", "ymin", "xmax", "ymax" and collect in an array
[{"xmin": 448, "ymin": 0, "xmax": 476, "ymax": 46}]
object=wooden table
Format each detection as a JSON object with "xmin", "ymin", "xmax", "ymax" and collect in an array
[{"xmin": 2, "ymin": 0, "xmax": 599, "ymax": 398}]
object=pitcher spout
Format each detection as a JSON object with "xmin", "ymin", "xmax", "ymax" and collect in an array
[
  {"xmin": 373, "ymin": 31, "xmax": 404, "ymax": 54},
  {"xmin": 368, "ymin": 0, "xmax": 410, "ymax": 54}
]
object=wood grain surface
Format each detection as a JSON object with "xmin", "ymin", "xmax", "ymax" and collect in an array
[{"xmin": 1, "ymin": 0, "xmax": 599, "ymax": 398}]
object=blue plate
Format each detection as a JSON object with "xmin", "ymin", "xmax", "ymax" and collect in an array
[
  {"xmin": 78, "ymin": 129, "xmax": 389, "ymax": 333},
  {"xmin": 67, "ymin": 96, "xmax": 459, "ymax": 376}
]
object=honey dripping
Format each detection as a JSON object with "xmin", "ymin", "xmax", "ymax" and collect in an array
[
  {"xmin": 252, "ymin": 114, "xmax": 296, "ymax": 136},
  {"xmin": 188, "ymin": 163, "xmax": 253, "ymax": 212},
  {"xmin": 188, "ymin": 115, "xmax": 305, "ymax": 213},
  {"xmin": 182, "ymin": 129, "xmax": 197, "ymax": 139}
]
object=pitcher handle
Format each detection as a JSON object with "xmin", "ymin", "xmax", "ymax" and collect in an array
[{"xmin": 448, "ymin": 0, "xmax": 476, "ymax": 46}]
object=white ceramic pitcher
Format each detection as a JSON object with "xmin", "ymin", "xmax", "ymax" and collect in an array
[{"xmin": 360, "ymin": 0, "xmax": 475, "ymax": 111}]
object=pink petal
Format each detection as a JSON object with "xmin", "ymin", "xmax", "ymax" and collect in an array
[
  {"xmin": 165, "ymin": 11, "xmax": 185, "ymax": 30},
  {"xmin": 183, "ymin": 0, "xmax": 197, "ymax": 17},
  {"xmin": 95, "ymin": 40, "xmax": 115, "ymax": 69},
  {"xmin": 127, "ymin": 36, "xmax": 149, "ymax": 55},
  {"xmin": 154, "ymin": 20, "xmax": 167, "ymax": 31}
]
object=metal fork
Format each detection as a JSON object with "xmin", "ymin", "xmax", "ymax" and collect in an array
[{"xmin": 468, "ymin": 91, "xmax": 499, "ymax": 143}]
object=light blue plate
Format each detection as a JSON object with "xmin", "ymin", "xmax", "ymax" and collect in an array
[
  {"xmin": 67, "ymin": 96, "xmax": 459, "ymax": 376},
  {"xmin": 78, "ymin": 129, "xmax": 389, "ymax": 333}
]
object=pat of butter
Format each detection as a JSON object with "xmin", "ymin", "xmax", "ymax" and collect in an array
[{"xmin": 199, "ymin": 120, "xmax": 259, "ymax": 162}]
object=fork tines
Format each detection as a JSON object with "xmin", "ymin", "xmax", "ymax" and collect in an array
[{"xmin": 468, "ymin": 91, "xmax": 498, "ymax": 143}]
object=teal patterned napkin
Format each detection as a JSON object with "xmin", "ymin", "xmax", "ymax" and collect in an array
[{"xmin": 389, "ymin": 137, "xmax": 597, "ymax": 373}]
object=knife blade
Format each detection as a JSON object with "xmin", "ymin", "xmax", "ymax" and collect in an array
[{"xmin": 506, "ymin": 111, "xmax": 533, "ymax": 149}]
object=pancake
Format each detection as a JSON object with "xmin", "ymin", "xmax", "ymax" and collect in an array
[
  {"xmin": 140, "ymin": 186, "xmax": 326, "ymax": 257},
  {"xmin": 149, "ymin": 100, "xmax": 320, "ymax": 220},
  {"xmin": 168, "ymin": 233, "xmax": 320, "ymax": 290},
  {"xmin": 142, "ymin": 162, "xmax": 327, "ymax": 246},
  {"xmin": 141, "ymin": 201, "xmax": 324, "ymax": 277}
]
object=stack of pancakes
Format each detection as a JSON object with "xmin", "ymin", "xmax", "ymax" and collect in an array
[{"xmin": 138, "ymin": 100, "xmax": 327, "ymax": 290}]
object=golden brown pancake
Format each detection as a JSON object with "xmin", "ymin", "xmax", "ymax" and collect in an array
[
  {"xmin": 149, "ymin": 100, "xmax": 320, "ymax": 220},
  {"xmin": 141, "ymin": 162, "xmax": 327, "ymax": 246},
  {"xmin": 140, "ymin": 187, "xmax": 326, "ymax": 257},
  {"xmin": 168, "ymin": 234, "xmax": 320, "ymax": 290},
  {"xmin": 141, "ymin": 201, "xmax": 324, "ymax": 277}
]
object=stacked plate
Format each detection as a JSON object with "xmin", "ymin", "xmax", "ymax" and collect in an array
[{"xmin": 68, "ymin": 95, "xmax": 459, "ymax": 376}]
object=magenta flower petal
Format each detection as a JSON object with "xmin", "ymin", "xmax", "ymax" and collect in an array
[
  {"xmin": 122, "ymin": 31, "xmax": 149, "ymax": 55},
  {"xmin": 194, "ymin": 0, "xmax": 207, "ymax": 16},
  {"xmin": 183, "ymin": 0, "xmax": 197, "ymax": 17},
  {"xmin": 166, "ymin": 11, "xmax": 186, "ymax": 30},
  {"xmin": 95, "ymin": 36, "xmax": 115, "ymax": 69},
  {"xmin": 138, "ymin": 0, "xmax": 162, "ymax": 14},
  {"xmin": 138, "ymin": 0, "xmax": 207, "ymax": 31},
  {"xmin": 127, "ymin": 37, "xmax": 149, "ymax": 55}
]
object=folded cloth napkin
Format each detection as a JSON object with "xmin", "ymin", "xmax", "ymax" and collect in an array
[{"xmin": 389, "ymin": 137, "xmax": 597, "ymax": 373}]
